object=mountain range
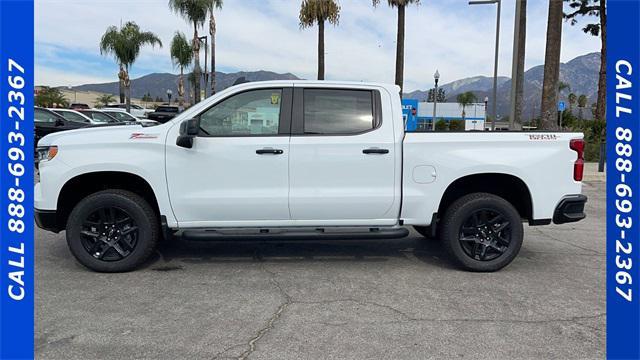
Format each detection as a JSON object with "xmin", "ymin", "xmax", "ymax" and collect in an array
[{"xmin": 68, "ymin": 52, "xmax": 600, "ymax": 121}]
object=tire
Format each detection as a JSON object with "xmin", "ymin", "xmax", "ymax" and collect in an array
[
  {"xmin": 66, "ymin": 190, "xmax": 159, "ymax": 272},
  {"xmin": 440, "ymin": 193, "xmax": 523, "ymax": 272}
]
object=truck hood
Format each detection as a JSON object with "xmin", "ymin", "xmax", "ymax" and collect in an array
[{"xmin": 37, "ymin": 123, "xmax": 163, "ymax": 147}]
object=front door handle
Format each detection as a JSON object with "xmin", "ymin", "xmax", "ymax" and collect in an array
[
  {"xmin": 363, "ymin": 148, "xmax": 389, "ymax": 155},
  {"xmin": 256, "ymin": 148, "xmax": 284, "ymax": 155}
]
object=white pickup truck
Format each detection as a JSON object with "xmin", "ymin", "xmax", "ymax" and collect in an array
[{"xmin": 35, "ymin": 81, "xmax": 587, "ymax": 272}]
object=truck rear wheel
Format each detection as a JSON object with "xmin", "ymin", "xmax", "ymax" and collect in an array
[
  {"xmin": 65, "ymin": 190, "xmax": 159, "ymax": 272},
  {"xmin": 440, "ymin": 193, "xmax": 523, "ymax": 272}
]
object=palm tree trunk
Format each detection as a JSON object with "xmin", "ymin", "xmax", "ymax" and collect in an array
[
  {"xmin": 595, "ymin": 0, "xmax": 606, "ymax": 123},
  {"xmin": 193, "ymin": 22, "xmax": 201, "ymax": 104},
  {"xmin": 540, "ymin": 0, "xmax": 563, "ymax": 130},
  {"xmin": 210, "ymin": 14, "xmax": 217, "ymax": 94},
  {"xmin": 395, "ymin": 4, "xmax": 406, "ymax": 95},
  {"xmin": 178, "ymin": 67, "xmax": 185, "ymax": 106},
  {"xmin": 318, "ymin": 19, "xmax": 325, "ymax": 80},
  {"xmin": 124, "ymin": 66, "xmax": 131, "ymax": 113},
  {"xmin": 513, "ymin": 0, "xmax": 527, "ymax": 129},
  {"xmin": 118, "ymin": 64, "xmax": 126, "ymax": 103}
]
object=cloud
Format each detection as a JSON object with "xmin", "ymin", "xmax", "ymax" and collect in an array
[{"xmin": 35, "ymin": 0, "xmax": 600, "ymax": 91}]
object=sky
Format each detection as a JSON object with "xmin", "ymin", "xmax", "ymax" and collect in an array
[{"xmin": 35, "ymin": 0, "xmax": 600, "ymax": 92}]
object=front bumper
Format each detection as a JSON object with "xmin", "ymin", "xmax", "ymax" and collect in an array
[
  {"xmin": 35, "ymin": 209, "xmax": 61, "ymax": 233},
  {"xmin": 553, "ymin": 195, "xmax": 587, "ymax": 224}
]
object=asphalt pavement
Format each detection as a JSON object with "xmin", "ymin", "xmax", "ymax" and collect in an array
[{"xmin": 35, "ymin": 181, "xmax": 606, "ymax": 360}]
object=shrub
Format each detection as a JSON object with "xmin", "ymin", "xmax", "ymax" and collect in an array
[{"xmin": 435, "ymin": 119, "xmax": 448, "ymax": 131}]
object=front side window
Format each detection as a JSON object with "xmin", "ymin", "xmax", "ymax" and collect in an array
[
  {"xmin": 35, "ymin": 109, "xmax": 59, "ymax": 123},
  {"xmin": 303, "ymin": 89, "xmax": 375, "ymax": 135},
  {"xmin": 199, "ymin": 89, "xmax": 282, "ymax": 136}
]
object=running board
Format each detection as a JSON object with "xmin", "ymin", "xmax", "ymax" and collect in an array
[{"xmin": 181, "ymin": 227, "xmax": 410, "ymax": 242}]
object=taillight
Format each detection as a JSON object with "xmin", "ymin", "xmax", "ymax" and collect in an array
[{"xmin": 570, "ymin": 139, "xmax": 585, "ymax": 181}]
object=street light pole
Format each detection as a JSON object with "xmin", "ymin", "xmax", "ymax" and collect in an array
[
  {"xmin": 469, "ymin": 0, "xmax": 501, "ymax": 131},
  {"xmin": 166, "ymin": 89, "xmax": 173, "ymax": 105},
  {"xmin": 484, "ymin": 96, "xmax": 489, "ymax": 130},
  {"xmin": 432, "ymin": 70, "xmax": 440, "ymax": 131},
  {"xmin": 198, "ymin": 36, "xmax": 208, "ymax": 98}
]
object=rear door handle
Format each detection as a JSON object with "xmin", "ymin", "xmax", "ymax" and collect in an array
[
  {"xmin": 363, "ymin": 148, "xmax": 389, "ymax": 155},
  {"xmin": 256, "ymin": 148, "xmax": 284, "ymax": 155}
]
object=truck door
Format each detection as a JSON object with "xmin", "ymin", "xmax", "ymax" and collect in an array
[
  {"xmin": 165, "ymin": 87, "xmax": 292, "ymax": 227},
  {"xmin": 288, "ymin": 87, "xmax": 397, "ymax": 224}
]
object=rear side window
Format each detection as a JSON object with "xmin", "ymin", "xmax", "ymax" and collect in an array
[{"xmin": 303, "ymin": 89, "xmax": 375, "ymax": 135}]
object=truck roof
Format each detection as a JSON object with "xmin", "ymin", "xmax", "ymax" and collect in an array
[{"xmin": 230, "ymin": 80, "xmax": 400, "ymax": 94}]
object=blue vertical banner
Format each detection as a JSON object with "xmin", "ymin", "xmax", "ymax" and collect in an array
[
  {"xmin": 607, "ymin": 0, "xmax": 640, "ymax": 359},
  {"xmin": 0, "ymin": 0, "xmax": 35, "ymax": 359}
]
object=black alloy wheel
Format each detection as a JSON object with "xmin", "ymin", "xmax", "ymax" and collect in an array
[
  {"xmin": 458, "ymin": 209, "xmax": 511, "ymax": 261},
  {"xmin": 80, "ymin": 207, "xmax": 139, "ymax": 261},
  {"xmin": 440, "ymin": 192, "xmax": 523, "ymax": 272},
  {"xmin": 66, "ymin": 190, "xmax": 159, "ymax": 272}
]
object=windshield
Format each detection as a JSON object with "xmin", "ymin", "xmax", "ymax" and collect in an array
[
  {"xmin": 82, "ymin": 111, "xmax": 119, "ymax": 123},
  {"xmin": 155, "ymin": 106, "xmax": 179, "ymax": 113},
  {"xmin": 105, "ymin": 111, "xmax": 135, "ymax": 121},
  {"xmin": 54, "ymin": 110, "xmax": 90, "ymax": 123}
]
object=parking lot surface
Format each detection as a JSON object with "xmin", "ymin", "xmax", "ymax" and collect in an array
[{"xmin": 36, "ymin": 181, "xmax": 605, "ymax": 360}]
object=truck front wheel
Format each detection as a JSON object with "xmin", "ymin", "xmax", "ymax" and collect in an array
[
  {"xmin": 65, "ymin": 190, "xmax": 159, "ymax": 272},
  {"xmin": 440, "ymin": 193, "xmax": 523, "ymax": 272}
]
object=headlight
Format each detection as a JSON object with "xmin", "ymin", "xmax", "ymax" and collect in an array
[{"xmin": 36, "ymin": 146, "xmax": 58, "ymax": 162}]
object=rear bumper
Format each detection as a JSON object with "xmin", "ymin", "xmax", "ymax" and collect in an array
[
  {"xmin": 35, "ymin": 209, "xmax": 61, "ymax": 233},
  {"xmin": 553, "ymin": 195, "xmax": 587, "ymax": 224}
]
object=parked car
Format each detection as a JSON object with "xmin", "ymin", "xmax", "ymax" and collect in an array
[
  {"xmin": 50, "ymin": 108, "xmax": 94, "ymax": 124},
  {"xmin": 103, "ymin": 103, "xmax": 154, "ymax": 118},
  {"xmin": 35, "ymin": 81, "xmax": 587, "ymax": 273},
  {"xmin": 101, "ymin": 108, "xmax": 160, "ymax": 127},
  {"xmin": 78, "ymin": 109, "xmax": 121, "ymax": 124},
  {"xmin": 69, "ymin": 103, "xmax": 90, "ymax": 110},
  {"xmin": 34, "ymin": 107, "xmax": 88, "ymax": 148},
  {"xmin": 147, "ymin": 105, "xmax": 181, "ymax": 123}
]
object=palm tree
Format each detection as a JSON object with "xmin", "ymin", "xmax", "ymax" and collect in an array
[
  {"xmin": 169, "ymin": 0, "xmax": 210, "ymax": 104},
  {"xmin": 456, "ymin": 92, "xmax": 478, "ymax": 121},
  {"xmin": 568, "ymin": 92, "xmax": 577, "ymax": 113},
  {"xmin": 170, "ymin": 31, "xmax": 194, "ymax": 106},
  {"xmin": 208, "ymin": 0, "xmax": 223, "ymax": 94},
  {"xmin": 95, "ymin": 94, "xmax": 116, "ymax": 108},
  {"xmin": 299, "ymin": 0, "xmax": 340, "ymax": 80},
  {"xmin": 540, "ymin": 0, "xmax": 564, "ymax": 130},
  {"xmin": 100, "ymin": 22, "xmax": 162, "ymax": 112},
  {"xmin": 577, "ymin": 94, "xmax": 588, "ymax": 120},
  {"xmin": 372, "ymin": 0, "xmax": 420, "ymax": 94}
]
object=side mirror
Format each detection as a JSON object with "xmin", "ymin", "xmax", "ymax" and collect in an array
[
  {"xmin": 176, "ymin": 118, "xmax": 199, "ymax": 148},
  {"xmin": 55, "ymin": 118, "xmax": 65, "ymax": 126}
]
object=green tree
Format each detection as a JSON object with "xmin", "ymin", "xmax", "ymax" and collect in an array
[
  {"xmin": 100, "ymin": 21, "xmax": 162, "ymax": 112},
  {"xmin": 568, "ymin": 92, "xmax": 577, "ymax": 113},
  {"xmin": 95, "ymin": 94, "xmax": 116, "ymax": 108},
  {"xmin": 35, "ymin": 87, "xmax": 69, "ymax": 108},
  {"xmin": 540, "ymin": 0, "xmax": 564, "ymax": 130},
  {"xmin": 169, "ymin": 0, "xmax": 210, "ymax": 104},
  {"xmin": 170, "ymin": 31, "xmax": 194, "ymax": 106},
  {"xmin": 208, "ymin": 0, "xmax": 223, "ymax": 94},
  {"xmin": 456, "ymin": 91, "xmax": 478, "ymax": 121},
  {"xmin": 372, "ymin": 0, "xmax": 420, "ymax": 94},
  {"xmin": 299, "ymin": 0, "xmax": 340, "ymax": 80},
  {"xmin": 577, "ymin": 94, "xmax": 588, "ymax": 120}
]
